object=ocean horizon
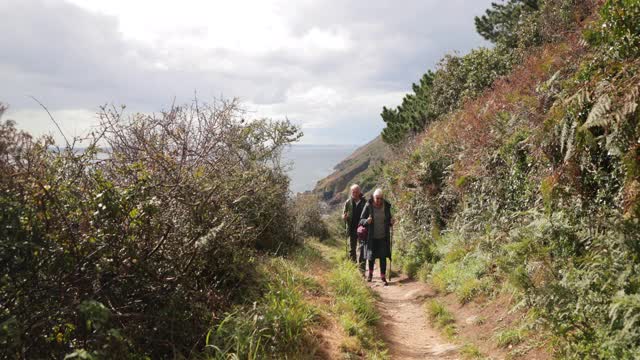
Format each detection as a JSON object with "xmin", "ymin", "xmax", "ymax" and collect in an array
[{"xmin": 282, "ymin": 144, "xmax": 358, "ymax": 194}]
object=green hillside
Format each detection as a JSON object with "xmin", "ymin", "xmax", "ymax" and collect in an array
[{"xmin": 372, "ymin": 0, "xmax": 640, "ymax": 358}]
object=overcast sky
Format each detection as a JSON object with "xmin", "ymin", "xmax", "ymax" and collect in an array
[{"xmin": 0, "ymin": 0, "xmax": 493, "ymax": 145}]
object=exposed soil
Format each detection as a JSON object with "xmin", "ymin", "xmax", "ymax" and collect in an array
[
  {"xmin": 368, "ymin": 273, "xmax": 460, "ymax": 359},
  {"xmin": 368, "ymin": 269, "xmax": 551, "ymax": 360},
  {"xmin": 438, "ymin": 292, "xmax": 552, "ymax": 360}
]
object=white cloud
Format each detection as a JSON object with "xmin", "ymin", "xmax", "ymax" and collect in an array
[
  {"xmin": 4, "ymin": 107, "xmax": 101, "ymax": 144},
  {"xmin": 1, "ymin": 0, "xmax": 494, "ymax": 145}
]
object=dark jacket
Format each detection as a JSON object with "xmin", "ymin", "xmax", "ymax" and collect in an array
[
  {"xmin": 358, "ymin": 198, "xmax": 392, "ymax": 260},
  {"xmin": 343, "ymin": 195, "xmax": 366, "ymax": 237}
]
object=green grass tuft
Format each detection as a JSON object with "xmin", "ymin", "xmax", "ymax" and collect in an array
[
  {"xmin": 425, "ymin": 300, "xmax": 455, "ymax": 328},
  {"xmin": 460, "ymin": 343, "xmax": 485, "ymax": 359},
  {"xmin": 495, "ymin": 328, "xmax": 525, "ymax": 348}
]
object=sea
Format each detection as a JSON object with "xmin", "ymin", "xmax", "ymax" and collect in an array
[{"xmin": 282, "ymin": 144, "xmax": 358, "ymax": 194}]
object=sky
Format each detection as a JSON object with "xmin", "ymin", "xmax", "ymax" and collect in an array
[{"xmin": 0, "ymin": 0, "xmax": 493, "ymax": 145}]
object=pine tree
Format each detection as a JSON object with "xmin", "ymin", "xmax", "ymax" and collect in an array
[{"xmin": 474, "ymin": 0, "xmax": 539, "ymax": 47}]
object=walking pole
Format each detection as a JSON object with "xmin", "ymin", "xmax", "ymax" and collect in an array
[
  {"xmin": 345, "ymin": 221, "xmax": 349, "ymax": 261},
  {"xmin": 388, "ymin": 226, "xmax": 393, "ymax": 282}
]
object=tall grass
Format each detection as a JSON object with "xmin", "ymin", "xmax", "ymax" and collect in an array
[
  {"xmin": 204, "ymin": 256, "xmax": 320, "ymax": 359},
  {"xmin": 327, "ymin": 251, "xmax": 388, "ymax": 358}
]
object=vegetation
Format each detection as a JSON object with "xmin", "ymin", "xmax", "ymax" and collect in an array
[
  {"xmin": 425, "ymin": 300, "xmax": 456, "ymax": 339},
  {"xmin": 292, "ymin": 193, "xmax": 330, "ymax": 240},
  {"xmin": 379, "ymin": 0, "xmax": 640, "ymax": 358},
  {"xmin": 459, "ymin": 343, "xmax": 485, "ymax": 359},
  {"xmin": 320, "ymin": 218, "xmax": 388, "ymax": 358},
  {"xmin": 381, "ymin": 47, "xmax": 513, "ymax": 145},
  {"xmin": 329, "ymin": 259, "xmax": 387, "ymax": 358},
  {"xmin": 0, "ymin": 100, "xmax": 302, "ymax": 358},
  {"xmin": 204, "ymin": 254, "xmax": 321, "ymax": 359},
  {"xmin": 474, "ymin": 0, "xmax": 540, "ymax": 48}
]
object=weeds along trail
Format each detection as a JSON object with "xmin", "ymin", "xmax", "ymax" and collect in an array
[{"xmin": 315, "ymin": 237, "xmax": 464, "ymax": 359}]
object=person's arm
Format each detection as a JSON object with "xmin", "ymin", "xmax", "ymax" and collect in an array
[
  {"xmin": 342, "ymin": 200, "xmax": 349, "ymax": 221},
  {"xmin": 359, "ymin": 203, "xmax": 370, "ymax": 226}
]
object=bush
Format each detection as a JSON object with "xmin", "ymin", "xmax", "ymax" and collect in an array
[
  {"xmin": 292, "ymin": 193, "xmax": 330, "ymax": 240},
  {"xmin": 585, "ymin": 0, "xmax": 640, "ymax": 60},
  {"xmin": 0, "ymin": 99, "xmax": 301, "ymax": 358}
]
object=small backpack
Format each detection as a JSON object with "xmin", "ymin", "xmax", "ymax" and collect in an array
[{"xmin": 357, "ymin": 224, "xmax": 368, "ymax": 241}]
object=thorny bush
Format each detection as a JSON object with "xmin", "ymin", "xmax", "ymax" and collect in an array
[{"xmin": 0, "ymin": 99, "xmax": 301, "ymax": 358}]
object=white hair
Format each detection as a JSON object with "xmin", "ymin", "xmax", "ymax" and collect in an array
[
  {"xmin": 373, "ymin": 188, "xmax": 383, "ymax": 197},
  {"xmin": 350, "ymin": 184, "xmax": 361, "ymax": 191}
]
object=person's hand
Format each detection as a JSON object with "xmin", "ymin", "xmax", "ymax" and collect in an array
[
  {"xmin": 367, "ymin": 216, "xmax": 373, "ymax": 224},
  {"xmin": 342, "ymin": 213, "xmax": 348, "ymax": 220}
]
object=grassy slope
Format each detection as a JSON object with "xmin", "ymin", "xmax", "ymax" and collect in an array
[
  {"xmin": 386, "ymin": 5, "xmax": 640, "ymax": 359},
  {"xmin": 388, "ymin": 40, "xmax": 580, "ymax": 358}
]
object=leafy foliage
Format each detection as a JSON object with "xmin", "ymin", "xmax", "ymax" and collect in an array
[
  {"xmin": 585, "ymin": 0, "xmax": 640, "ymax": 60},
  {"xmin": 381, "ymin": 47, "xmax": 513, "ymax": 145},
  {"xmin": 380, "ymin": 0, "xmax": 640, "ymax": 357},
  {"xmin": 0, "ymin": 99, "xmax": 301, "ymax": 358},
  {"xmin": 292, "ymin": 194, "xmax": 330, "ymax": 240}
]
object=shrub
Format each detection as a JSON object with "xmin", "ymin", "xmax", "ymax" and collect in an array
[
  {"xmin": 0, "ymin": 99, "xmax": 301, "ymax": 358},
  {"xmin": 585, "ymin": 0, "xmax": 640, "ymax": 60},
  {"xmin": 292, "ymin": 193, "xmax": 330, "ymax": 240}
]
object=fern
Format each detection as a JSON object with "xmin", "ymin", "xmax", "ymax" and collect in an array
[
  {"xmin": 564, "ymin": 88, "xmax": 591, "ymax": 107},
  {"xmin": 560, "ymin": 120, "xmax": 569, "ymax": 154},
  {"xmin": 564, "ymin": 119, "xmax": 577, "ymax": 163},
  {"xmin": 583, "ymin": 94, "xmax": 612, "ymax": 130}
]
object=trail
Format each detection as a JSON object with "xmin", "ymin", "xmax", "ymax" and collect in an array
[{"xmin": 368, "ymin": 273, "xmax": 460, "ymax": 360}]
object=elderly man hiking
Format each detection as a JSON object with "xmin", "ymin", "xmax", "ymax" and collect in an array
[
  {"xmin": 343, "ymin": 184, "xmax": 367, "ymax": 274},
  {"xmin": 359, "ymin": 188, "xmax": 394, "ymax": 285}
]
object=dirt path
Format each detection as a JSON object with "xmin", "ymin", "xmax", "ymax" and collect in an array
[{"xmin": 368, "ymin": 274, "xmax": 460, "ymax": 360}]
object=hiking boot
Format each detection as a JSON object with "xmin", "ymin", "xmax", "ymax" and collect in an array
[{"xmin": 381, "ymin": 275, "xmax": 388, "ymax": 286}]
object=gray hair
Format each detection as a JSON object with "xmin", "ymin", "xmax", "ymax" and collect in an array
[
  {"xmin": 350, "ymin": 184, "xmax": 361, "ymax": 191},
  {"xmin": 373, "ymin": 188, "xmax": 383, "ymax": 197}
]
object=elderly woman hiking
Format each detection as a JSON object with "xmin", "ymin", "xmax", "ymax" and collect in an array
[{"xmin": 359, "ymin": 188, "xmax": 394, "ymax": 285}]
